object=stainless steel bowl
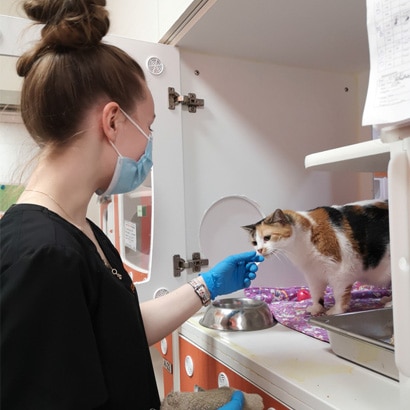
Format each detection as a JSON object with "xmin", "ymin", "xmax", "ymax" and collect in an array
[{"xmin": 199, "ymin": 298, "xmax": 276, "ymax": 331}]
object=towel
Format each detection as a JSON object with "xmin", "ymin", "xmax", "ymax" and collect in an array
[
  {"xmin": 245, "ymin": 283, "xmax": 392, "ymax": 342},
  {"xmin": 161, "ymin": 387, "xmax": 263, "ymax": 410}
]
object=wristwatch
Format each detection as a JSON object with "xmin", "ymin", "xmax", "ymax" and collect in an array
[{"xmin": 188, "ymin": 278, "xmax": 211, "ymax": 307}]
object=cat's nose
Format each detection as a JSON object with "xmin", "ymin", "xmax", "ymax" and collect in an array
[{"xmin": 257, "ymin": 248, "xmax": 264, "ymax": 255}]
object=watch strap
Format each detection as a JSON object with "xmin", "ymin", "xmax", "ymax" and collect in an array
[{"xmin": 188, "ymin": 278, "xmax": 211, "ymax": 307}]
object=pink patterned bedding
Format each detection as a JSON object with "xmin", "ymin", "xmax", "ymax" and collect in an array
[{"xmin": 244, "ymin": 283, "xmax": 391, "ymax": 342}]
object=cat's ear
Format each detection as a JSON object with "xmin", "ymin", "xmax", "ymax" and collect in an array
[
  {"xmin": 242, "ymin": 217, "xmax": 265, "ymax": 232},
  {"xmin": 266, "ymin": 209, "xmax": 289, "ymax": 225},
  {"xmin": 241, "ymin": 224, "xmax": 256, "ymax": 233}
]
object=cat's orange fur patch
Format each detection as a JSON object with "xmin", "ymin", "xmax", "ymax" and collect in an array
[
  {"xmin": 285, "ymin": 210, "xmax": 310, "ymax": 230},
  {"xmin": 341, "ymin": 284, "xmax": 353, "ymax": 310},
  {"xmin": 307, "ymin": 208, "xmax": 342, "ymax": 262},
  {"xmin": 343, "ymin": 206, "xmax": 361, "ymax": 255}
]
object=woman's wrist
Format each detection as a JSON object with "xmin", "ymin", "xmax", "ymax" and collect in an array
[{"xmin": 188, "ymin": 277, "xmax": 211, "ymax": 306}]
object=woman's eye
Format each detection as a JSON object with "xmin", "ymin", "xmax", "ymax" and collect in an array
[{"xmin": 263, "ymin": 236, "xmax": 271, "ymax": 241}]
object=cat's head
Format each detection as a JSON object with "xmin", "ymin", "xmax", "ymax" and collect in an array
[{"xmin": 242, "ymin": 209, "xmax": 293, "ymax": 257}]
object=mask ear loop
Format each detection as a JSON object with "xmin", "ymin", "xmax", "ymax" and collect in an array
[
  {"xmin": 119, "ymin": 108, "xmax": 151, "ymax": 141},
  {"xmin": 109, "ymin": 140, "xmax": 123, "ymax": 158}
]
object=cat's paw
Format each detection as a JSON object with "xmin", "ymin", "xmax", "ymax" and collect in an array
[
  {"xmin": 306, "ymin": 304, "xmax": 325, "ymax": 316},
  {"xmin": 325, "ymin": 306, "xmax": 346, "ymax": 316},
  {"xmin": 381, "ymin": 295, "xmax": 392, "ymax": 307}
]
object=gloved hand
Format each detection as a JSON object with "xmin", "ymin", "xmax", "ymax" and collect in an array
[
  {"xmin": 201, "ymin": 251, "xmax": 264, "ymax": 299},
  {"xmin": 218, "ymin": 390, "xmax": 245, "ymax": 410}
]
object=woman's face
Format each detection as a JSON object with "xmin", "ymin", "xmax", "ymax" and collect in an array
[
  {"xmin": 116, "ymin": 87, "xmax": 155, "ymax": 161},
  {"xmin": 95, "ymin": 86, "xmax": 156, "ymax": 196}
]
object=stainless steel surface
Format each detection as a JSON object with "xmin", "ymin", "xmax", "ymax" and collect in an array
[
  {"xmin": 200, "ymin": 298, "xmax": 276, "ymax": 331},
  {"xmin": 309, "ymin": 308, "xmax": 398, "ymax": 381}
]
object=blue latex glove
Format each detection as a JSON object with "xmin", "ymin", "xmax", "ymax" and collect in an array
[
  {"xmin": 218, "ymin": 390, "xmax": 245, "ymax": 410},
  {"xmin": 201, "ymin": 251, "xmax": 264, "ymax": 299}
]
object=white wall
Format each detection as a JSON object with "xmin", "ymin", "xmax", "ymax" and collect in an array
[
  {"xmin": 0, "ymin": 0, "xmax": 161, "ymax": 42},
  {"xmin": 107, "ymin": 0, "xmax": 197, "ymax": 42},
  {"xmin": 106, "ymin": 0, "xmax": 159, "ymax": 42},
  {"xmin": 0, "ymin": 117, "xmax": 36, "ymax": 185}
]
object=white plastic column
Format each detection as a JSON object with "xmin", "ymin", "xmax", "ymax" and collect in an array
[{"xmin": 387, "ymin": 136, "xmax": 410, "ymax": 408}]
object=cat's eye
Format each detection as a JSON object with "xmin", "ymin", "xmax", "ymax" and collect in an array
[
  {"xmin": 263, "ymin": 235, "xmax": 271, "ymax": 241},
  {"xmin": 251, "ymin": 241, "xmax": 257, "ymax": 246}
]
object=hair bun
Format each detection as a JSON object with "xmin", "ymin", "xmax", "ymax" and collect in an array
[{"xmin": 23, "ymin": 0, "xmax": 109, "ymax": 49}]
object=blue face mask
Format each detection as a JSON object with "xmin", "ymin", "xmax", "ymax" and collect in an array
[{"xmin": 97, "ymin": 108, "xmax": 153, "ymax": 197}]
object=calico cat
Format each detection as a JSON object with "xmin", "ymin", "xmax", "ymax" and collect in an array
[{"xmin": 242, "ymin": 200, "xmax": 391, "ymax": 315}]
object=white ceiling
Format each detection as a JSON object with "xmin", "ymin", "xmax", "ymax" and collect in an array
[{"xmin": 176, "ymin": 0, "xmax": 370, "ymax": 74}]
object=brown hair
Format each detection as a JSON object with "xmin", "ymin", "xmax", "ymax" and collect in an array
[{"xmin": 17, "ymin": 0, "xmax": 146, "ymax": 148}]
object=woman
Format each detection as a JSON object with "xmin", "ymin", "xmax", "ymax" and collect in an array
[{"xmin": 0, "ymin": 1, "xmax": 263, "ymax": 409}]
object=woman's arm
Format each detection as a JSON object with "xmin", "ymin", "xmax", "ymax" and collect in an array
[{"xmin": 140, "ymin": 278, "xmax": 204, "ymax": 346}]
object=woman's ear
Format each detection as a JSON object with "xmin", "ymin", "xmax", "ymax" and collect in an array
[{"xmin": 101, "ymin": 102, "xmax": 121, "ymax": 143}]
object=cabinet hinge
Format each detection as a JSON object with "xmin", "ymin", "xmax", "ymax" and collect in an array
[
  {"xmin": 173, "ymin": 252, "xmax": 209, "ymax": 277},
  {"xmin": 168, "ymin": 87, "xmax": 204, "ymax": 113}
]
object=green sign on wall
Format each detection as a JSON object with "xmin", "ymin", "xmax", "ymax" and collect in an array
[{"xmin": 0, "ymin": 184, "xmax": 24, "ymax": 212}]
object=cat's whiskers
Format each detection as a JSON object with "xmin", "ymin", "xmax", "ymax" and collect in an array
[
  {"xmin": 274, "ymin": 248, "xmax": 292, "ymax": 264},
  {"xmin": 272, "ymin": 252, "xmax": 283, "ymax": 263},
  {"xmin": 264, "ymin": 248, "xmax": 288, "ymax": 264}
]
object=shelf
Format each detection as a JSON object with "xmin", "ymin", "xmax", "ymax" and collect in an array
[{"xmin": 304, "ymin": 139, "xmax": 390, "ymax": 172}]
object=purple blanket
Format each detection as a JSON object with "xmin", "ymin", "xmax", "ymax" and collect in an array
[{"xmin": 244, "ymin": 283, "xmax": 392, "ymax": 342}]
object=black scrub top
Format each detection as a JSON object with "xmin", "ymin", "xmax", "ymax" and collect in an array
[{"xmin": 0, "ymin": 204, "xmax": 161, "ymax": 410}]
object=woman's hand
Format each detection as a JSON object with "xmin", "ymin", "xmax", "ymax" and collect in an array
[
  {"xmin": 200, "ymin": 251, "xmax": 264, "ymax": 299},
  {"xmin": 218, "ymin": 390, "xmax": 245, "ymax": 410}
]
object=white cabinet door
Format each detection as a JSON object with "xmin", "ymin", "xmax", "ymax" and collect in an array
[
  {"xmin": 105, "ymin": 35, "xmax": 188, "ymax": 302},
  {"xmin": 0, "ymin": 15, "xmax": 188, "ymax": 303}
]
